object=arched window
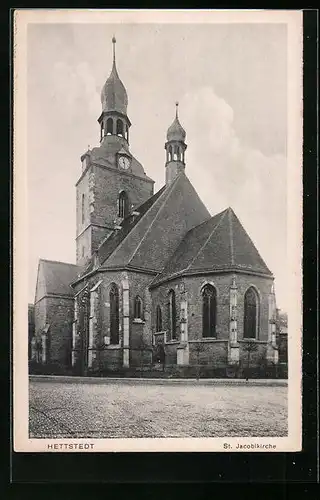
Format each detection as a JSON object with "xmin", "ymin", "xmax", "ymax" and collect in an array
[
  {"xmin": 116, "ymin": 119, "xmax": 123, "ymax": 136},
  {"xmin": 156, "ymin": 305, "xmax": 162, "ymax": 332},
  {"xmin": 167, "ymin": 289, "xmax": 177, "ymax": 340},
  {"xmin": 168, "ymin": 145, "xmax": 173, "ymax": 162},
  {"xmin": 134, "ymin": 296, "xmax": 143, "ymax": 320},
  {"xmin": 81, "ymin": 193, "xmax": 85, "ymax": 224},
  {"xmin": 202, "ymin": 284, "xmax": 217, "ymax": 338},
  {"xmin": 106, "ymin": 117, "xmax": 113, "ymax": 135},
  {"xmin": 244, "ymin": 287, "xmax": 259, "ymax": 339},
  {"xmin": 109, "ymin": 283, "xmax": 119, "ymax": 345},
  {"xmin": 101, "ymin": 122, "xmax": 104, "ymax": 140},
  {"xmin": 125, "ymin": 124, "xmax": 129, "ymax": 141},
  {"xmin": 118, "ymin": 191, "xmax": 129, "ymax": 218},
  {"xmin": 173, "ymin": 145, "xmax": 178, "ymax": 161}
]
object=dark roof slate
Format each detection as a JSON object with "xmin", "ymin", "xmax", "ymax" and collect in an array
[
  {"xmin": 151, "ymin": 207, "xmax": 272, "ymax": 286},
  {"xmin": 35, "ymin": 259, "xmax": 81, "ymax": 302},
  {"xmin": 100, "ymin": 173, "xmax": 211, "ymax": 272}
]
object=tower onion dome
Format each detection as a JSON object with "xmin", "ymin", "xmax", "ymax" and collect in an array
[
  {"xmin": 166, "ymin": 102, "xmax": 186, "ymax": 142},
  {"xmin": 101, "ymin": 36, "xmax": 128, "ymax": 115}
]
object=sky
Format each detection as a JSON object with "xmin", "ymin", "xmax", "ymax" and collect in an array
[{"xmin": 27, "ymin": 22, "xmax": 288, "ymax": 310}]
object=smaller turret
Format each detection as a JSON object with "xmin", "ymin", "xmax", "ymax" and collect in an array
[{"xmin": 165, "ymin": 102, "xmax": 187, "ymax": 185}]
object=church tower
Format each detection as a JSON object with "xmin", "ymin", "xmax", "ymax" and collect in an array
[
  {"xmin": 76, "ymin": 37, "xmax": 154, "ymax": 266},
  {"xmin": 165, "ymin": 102, "xmax": 187, "ymax": 185}
]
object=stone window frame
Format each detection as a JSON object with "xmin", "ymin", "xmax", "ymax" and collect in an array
[
  {"xmin": 118, "ymin": 190, "xmax": 129, "ymax": 219},
  {"xmin": 109, "ymin": 282, "xmax": 120, "ymax": 345},
  {"xmin": 243, "ymin": 285, "xmax": 261, "ymax": 340},
  {"xmin": 201, "ymin": 283, "xmax": 217, "ymax": 339},
  {"xmin": 155, "ymin": 305, "xmax": 162, "ymax": 332},
  {"xmin": 81, "ymin": 193, "xmax": 85, "ymax": 224},
  {"xmin": 198, "ymin": 281, "xmax": 219, "ymax": 340},
  {"xmin": 167, "ymin": 288, "xmax": 177, "ymax": 341},
  {"xmin": 133, "ymin": 295, "xmax": 144, "ymax": 321}
]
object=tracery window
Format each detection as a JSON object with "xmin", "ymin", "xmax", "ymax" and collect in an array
[
  {"xmin": 156, "ymin": 305, "xmax": 162, "ymax": 332},
  {"xmin": 167, "ymin": 289, "xmax": 177, "ymax": 340},
  {"xmin": 202, "ymin": 284, "xmax": 217, "ymax": 338},
  {"xmin": 243, "ymin": 287, "xmax": 259, "ymax": 339},
  {"xmin": 134, "ymin": 296, "xmax": 143, "ymax": 320},
  {"xmin": 109, "ymin": 283, "xmax": 119, "ymax": 345}
]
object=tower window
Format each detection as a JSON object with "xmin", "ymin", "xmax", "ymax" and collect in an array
[
  {"xmin": 101, "ymin": 122, "xmax": 104, "ymax": 140},
  {"xmin": 173, "ymin": 145, "xmax": 179, "ymax": 161},
  {"xmin": 134, "ymin": 296, "xmax": 143, "ymax": 320},
  {"xmin": 244, "ymin": 287, "xmax": 259, "ymax": 339},
  {"xmin": 109, "ymin": 283, "xmax": 119, "ymax": 345},
  {"xmin": 156, "ymin": 305, "xmax": 162, "ymax": 332},
  {"xmin": 168, "ymin": 145, "xmax": 173, "ymax": 162},
  {"xmin": 116, "ymin": 119, "xmax": 123, "ymax": 136},
  {"xmin": 106, "ymin": 117, "xmax": 113, "ymax": 135},
  {"xmin": 118, "ymin": 191, "xmax": 129, "ymax": 219},
  {"xmin": 125, "ymin": 124, "xmax": 129, "ymax": 141},
  {"xmin": 202, "ymin": 284, "xmax": 217, "ymax": 338},
  {"xmin": 81, "ymin": 194, "xmax": 85, "ymax": 224},
  {"xmin": 167, "ymin": 289, "xmax": 177, "ymax": 340}
]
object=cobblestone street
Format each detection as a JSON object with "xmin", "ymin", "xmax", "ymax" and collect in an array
[{"xmin": 29, "ymin": 377, "xmax": 288, "ymax": 438}]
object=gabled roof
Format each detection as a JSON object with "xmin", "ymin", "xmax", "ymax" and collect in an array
[
  {"xmin": 100, "ymin": 173, "xmax": 211, "ymax": 273},
  {"xmin": 35, "ymin": 259, "xmax": 81, "ymax": 303},
  {"xmin": 151, "ymin": 207, "xmax": 272, "ymax": 287},
  {"xmin": 95, "ymin": 186, "xmax": 167, "ymax": 270}
]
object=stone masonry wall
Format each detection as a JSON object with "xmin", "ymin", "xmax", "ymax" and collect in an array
[
  {"xmin": 46, "ymin": 297, "xmax": 75, "ymax": 367},
  {"xmin": 34, "ymin": 296, "xmax": 74, "ymax": 368},
  {"xmin": 73, "ymin": 270, "xmax": 154, "ymax": 372},
  {"xmin": 76, "ymin": 163, "xmax": 154, "ymax": 266},
  {"xmin": 91, "ymin": 164, "xmax": 154, "ymax": 229},
  {"xmin": 150, "ymin": 272, "xmax": 274, "ymax": 367}
]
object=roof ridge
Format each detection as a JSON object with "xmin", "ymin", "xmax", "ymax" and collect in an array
[
  {"xmin": 100, "ymin": 179, "xmax": 176, "ymax": 268},
  {"xmin": 228, "ymin": 208, "xmax": 235, "ymax": 265},
  {"xmin": 39, "ymin": 258, "xmax": 78, "ymax": 267},
  {"xmin": 187, "ymin": 207, "xmax": 229, "ymax": 234},
  {"xmin": 230, "ymin": 209, "xmax": 272, "ymax": 274},
  {"xmin": 127, "ymin": 174, "xmax": 183, "ymax": 266},
  {"xmin": 134, "ymin": 184, "xmax": 166, "ymax": 212},
  {"xmin": 184, "ymin": 209, "xmax": 229, "ymax": 272},
  {"xmin": 95, "ymin": 186, "xmax": 166, "ymax": 268},
  {"xmin": 150, "ymin": 208, "xmax": 229, "ymax": 287}
]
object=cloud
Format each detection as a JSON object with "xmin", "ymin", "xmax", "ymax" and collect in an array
[
  {"xmin": 51, "ymin": 60, "xmax": 100, "ymax": 118},
  {"xmin": 180, "ymin": 86, "xmax": 287, "ymax": 309}
]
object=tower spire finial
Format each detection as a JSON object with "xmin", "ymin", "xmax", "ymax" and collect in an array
[
  {"xmin": 112, "ymin": 35, "xmax": 116, "ymax": 64},
  {"xmin": 175, "ymin": 101, "xmax": 179, "ymax": 119}
]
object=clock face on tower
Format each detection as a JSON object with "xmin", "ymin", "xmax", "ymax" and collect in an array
[{"xmin": 118, "ymin": 156, "xmax": 130, "ymax": 170}]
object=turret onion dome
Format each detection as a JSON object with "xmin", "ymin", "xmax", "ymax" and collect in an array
[
  {"xmin": 166, "ymin": 102, "xmax": 186, "ymax": 142},
  {"xmin": 101, "ymin": 37, "xmax": 128, "ymax": 115}
]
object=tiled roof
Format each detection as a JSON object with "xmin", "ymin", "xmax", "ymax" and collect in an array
[
  {"xmin": 97, "ymin": 186, "xmax": 167, "ymax": 267},
  {"xmin": 100, "ymin": 173, "xmax": 211, "ymax": 272},
  {"xmin": 35, "ymin": 259, "xmax": 81, "ymax": 303},
  {"xmin": 151, "ymin": 207, "xmax": 272, "ymax": 287}
]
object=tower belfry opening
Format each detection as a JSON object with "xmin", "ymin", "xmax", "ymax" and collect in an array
[{"xmin": 99, "ymin": 36, "xmax": 131, "ymax": 144}]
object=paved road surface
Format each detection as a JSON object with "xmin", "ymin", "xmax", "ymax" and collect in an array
[{"xmin": 29, "ymin": 378, "xmax": 288, "ymax": 438}]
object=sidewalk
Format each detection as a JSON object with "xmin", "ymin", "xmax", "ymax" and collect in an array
[{"xmin": 30, "ymin": 374, "xmax": 287, "ymax": 387}]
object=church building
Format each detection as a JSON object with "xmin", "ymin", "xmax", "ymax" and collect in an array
[{"xmin": 32, "ymin": 38, "xmax": 279, "ymax": 376}]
